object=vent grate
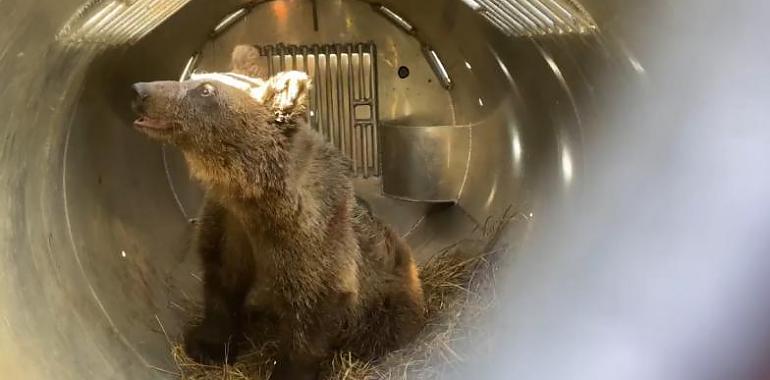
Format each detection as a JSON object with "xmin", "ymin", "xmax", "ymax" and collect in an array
[
  {"xmin": 473, "ymin": 0, "xmax": 596, "ymax": 36},
  {"xmin": 258, "ymin": 43, "xmax": 380, "ymax": 178},
  {"xmin": 57, "ymin": 0, "xmax": 192, "ymax": 46}
]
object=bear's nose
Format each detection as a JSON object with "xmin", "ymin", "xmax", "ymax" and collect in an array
[
  {"xmin": 131, "ymin": 83, "xmax": 150, "ymax": 114},
  {"xmin": 131, "ymin": 83, "xmax": 150, "ymax": 101}
]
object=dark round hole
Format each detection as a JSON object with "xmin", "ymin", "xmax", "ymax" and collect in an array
[{"xmin": 397, "ymin": 66, "xmax": 410, "ymax": 79}]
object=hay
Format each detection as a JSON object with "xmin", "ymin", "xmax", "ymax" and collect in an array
[{"xmin": 163, "ymin": 243, "xmax": 500, "ymax": 380}]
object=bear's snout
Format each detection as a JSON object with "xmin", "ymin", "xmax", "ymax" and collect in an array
[{"xmin": 130, "ymin": 81, "xmax": 176, "ymax": 133}]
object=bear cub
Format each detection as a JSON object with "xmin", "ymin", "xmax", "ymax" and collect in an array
[{"xmin": 130, "ymin": 45, "xmax": 424, "ymax": 380}]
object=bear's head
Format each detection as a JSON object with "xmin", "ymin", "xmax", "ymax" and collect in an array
[{"xmin": 130, "ymin": 66, "xmax": 311, "ymax": 150}]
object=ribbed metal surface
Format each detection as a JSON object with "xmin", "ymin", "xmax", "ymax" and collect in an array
[
  {"xmin": 475, "ymin": 0, "xmax": 596, "ymax": 36},
  {"xmin": 259, "ymin": 43, "xmax": 380, "ymax": 178},
  {"xmin": 57, "ymin": 0, "xmax": 191, "ymax": 46}
]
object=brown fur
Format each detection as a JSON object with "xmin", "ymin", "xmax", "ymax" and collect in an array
[{"xmin": 130, "ymin": 45, "xmax": 424, "ymax": 380}]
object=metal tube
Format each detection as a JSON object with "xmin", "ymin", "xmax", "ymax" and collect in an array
[{"xmin": 2, "ymin": 1, "xmax": 769, "ymax": 380}]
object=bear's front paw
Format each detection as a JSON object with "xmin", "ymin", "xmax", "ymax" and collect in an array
[{"xmin": 183, "ymin": 323, "xmax": 239, "ymax": 364}]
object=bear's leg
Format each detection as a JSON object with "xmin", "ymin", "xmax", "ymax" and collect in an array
[
  {"xmin": 271, "ymin": 307, "xmax": 338, "ymax": 380},
  {"xmin": 184, "ymin": 270, "xmax": 252, "ymax": 364},
  {"xmin": 271, "ymin": 350, "xmax": 324, "ymax": 380},
  {"xmin": 184, "ymin": 200, "xmax": 254, "ymax": 364},
  {"xmin": 271, "ymin": 339, "xmax": 328, "ymax": 380}
]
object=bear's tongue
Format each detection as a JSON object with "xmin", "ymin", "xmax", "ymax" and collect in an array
[{"xmin": 133, "ymin": 116, "xmax": 170, "ymax": 130}]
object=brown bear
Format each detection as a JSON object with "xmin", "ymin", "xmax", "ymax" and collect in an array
[{"xmin": 130, "ymin": 45, "xmax": 424, "ymax": 380}]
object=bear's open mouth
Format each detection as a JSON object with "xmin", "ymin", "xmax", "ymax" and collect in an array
[{"xmin": 133, "ymin": 116, "xmax": 171, "ymax": 130}]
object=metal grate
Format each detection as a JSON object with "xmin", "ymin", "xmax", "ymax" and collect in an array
[
  {"xmin": 258, "ymin": 43, "xmax": 380, "ymax": 178},
  {"xmin": 471, "ymin": 0, "xmax": 596, "ymax": 36},
  {"xmin": 57, "ymin": 0, "xmax": 192, "ymax": 46}
]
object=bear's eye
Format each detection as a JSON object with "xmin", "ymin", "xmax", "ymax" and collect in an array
[{"xmin": 200, "ymin": 83, "xmax": 216, "ymax": 97}]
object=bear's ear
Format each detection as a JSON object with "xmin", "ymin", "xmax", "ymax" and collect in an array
[
  {"xmin": 231, "ymin": 45, "xmax": 266, "ymax": 78},
  {"xmin": 258, "ymin": 71, "xmax": 312, "ymax": 122}
]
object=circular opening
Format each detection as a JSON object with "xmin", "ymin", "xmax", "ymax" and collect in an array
[
  {"xmin": 397, "ymin": 65, "xmax": 410, "ymax": 78},
  {"xmin": 64, "ymin": 0, "xmax": 558, "ymax": 374}
]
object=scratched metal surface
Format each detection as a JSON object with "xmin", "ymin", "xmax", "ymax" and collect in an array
[{"xmin": 1, "ymin": 0, "xmax": 769, "ymax": 379}]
